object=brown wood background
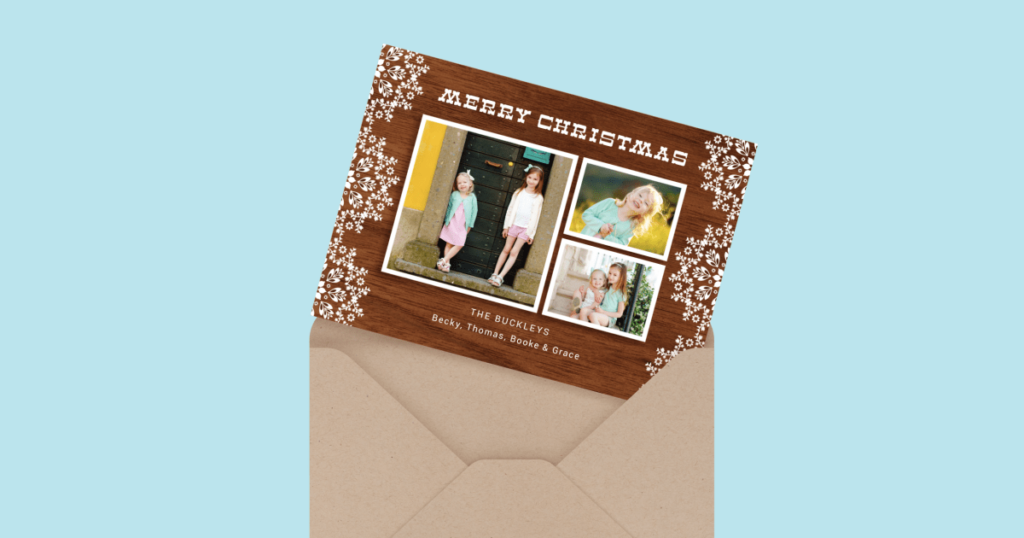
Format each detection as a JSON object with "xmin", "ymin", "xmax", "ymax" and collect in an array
[{"xmin": 313, "ymin": 45, "xmax": 755, "ymax": 399}]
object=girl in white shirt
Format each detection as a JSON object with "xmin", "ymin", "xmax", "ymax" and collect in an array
[{"xmin": 487, "ymin": 165, "xmax": 545, "ymax": 287}]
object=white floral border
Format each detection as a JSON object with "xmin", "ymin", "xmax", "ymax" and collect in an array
[
  {"xmin": 312, "ymin": 45, "xmax": 429, "ymax": 325},
  {"xmin": 647, "ymin": 136, "xmax": 756, "ymax": 376}
]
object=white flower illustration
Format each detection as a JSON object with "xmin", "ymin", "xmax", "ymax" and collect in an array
[
  {"xmin": 646, "ymin": 136, "xmax": 755, "ymax": 376},
  {"xmin": 312, "ymin": 46, "xmax": 429, "ymax": 326}
]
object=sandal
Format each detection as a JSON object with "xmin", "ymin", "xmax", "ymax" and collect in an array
[
  {"xmin": 437, "ymin": 258, "xmax": 446, "ymax": 271},
  {"xmin": 488, "ymin": 274, "xmax": 503, "ymax": 287},
  {"xmin": 571, "ymin": 296, "xmax": 582, "ymax": 313},
  {"xmin": 441, "ymin": 260, "xmax": 451, "ymax": 273}
]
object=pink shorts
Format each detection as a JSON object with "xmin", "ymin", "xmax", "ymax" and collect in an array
[{"xmin": 507, "ymin": 225, "xmax": 531, "ymax": 241}]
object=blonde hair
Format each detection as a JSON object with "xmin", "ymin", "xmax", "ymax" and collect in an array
[
  {"xmin": 607, "ymin": 263, "xmax": 629, "ymax": 299},
  {"xmin": 453, "ymin": 172, "xmax": 475, "ymax": 194},
  {"xmin": 615, "ymin": 185, "xmax": 664, "ymax": 236},
  {"xmin": 514, "ymin": 167, "xmax": 545, "ymax": 196},
  {"xmin": 589, "ymin": 269, "xmax": 608, "ymax": 290}
]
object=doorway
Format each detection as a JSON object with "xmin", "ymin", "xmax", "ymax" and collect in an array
[{"xmin": 441, "ymin": 133, "xmax": 552, "ymax": 281}]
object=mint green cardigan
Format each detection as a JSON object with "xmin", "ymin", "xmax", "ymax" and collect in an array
[
  {"xmin": 580, "ymin": 198, "xmax": 635, "ymax": 245},
  {"xmin": 443, "ymin": 191, "xmax": 478, "ymax": 231}
]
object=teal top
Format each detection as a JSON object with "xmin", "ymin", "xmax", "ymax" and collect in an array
[
  {"xmin": 444, "ymin": 192, "xmax": 477, "ymax": 231},
  {"xmin": 580, "ymin": 198, "xmax": 635, "ymax": 245},
  {"xmin": 598, "ymin": 289, "xmax": 626, "ymax": 319}
]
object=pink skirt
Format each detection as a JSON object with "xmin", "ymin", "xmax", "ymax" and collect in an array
[{"xmin": 439, "ymin": 203, "xmax": 468, "ymax": 246}]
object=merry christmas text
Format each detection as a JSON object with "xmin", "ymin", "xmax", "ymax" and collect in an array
[{"xmin": 438, "ymin": 88, "xmax": 688, "ymax": 166}]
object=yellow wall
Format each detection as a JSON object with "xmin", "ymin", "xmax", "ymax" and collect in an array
[{"xmin": 404, "ymin": 121, "xmax": 446, "ymax": 211}]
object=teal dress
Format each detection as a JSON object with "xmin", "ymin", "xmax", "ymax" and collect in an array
[
  {"xmin": 580, "ymin": 198, "xmax": 635, "ymax": 245},
  {"xmin": 443, "ymin": 192, "xmax": 478, "ymax": 231},
  {"xmin": 597, "ymin": 289, "xmax": 626, "ymax": 320}
]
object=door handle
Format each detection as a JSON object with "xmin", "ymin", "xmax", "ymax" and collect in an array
[{"xmin": 484, "ymin": 160, "xmax": 503, "ymax": 168}]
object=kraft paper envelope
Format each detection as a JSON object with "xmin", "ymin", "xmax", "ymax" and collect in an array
[{"xmin": 310, "ymin": 318, "xmax": 714, "ymax": 537}]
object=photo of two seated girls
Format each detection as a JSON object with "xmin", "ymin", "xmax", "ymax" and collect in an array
[
  {"xmin": 543, "ymin": 241, "xmax": 664, "ymax": 340},
  {"xmin": 566, "ymin": 261, "xmax": 628, "ymax": 329}
]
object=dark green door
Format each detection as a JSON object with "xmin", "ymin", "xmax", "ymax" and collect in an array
[{"xmin": 442, "ymin": 133, "xmax": 551, "ymax": 281}]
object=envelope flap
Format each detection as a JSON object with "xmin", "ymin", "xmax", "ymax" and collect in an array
[
  {"xmin": 393, "ymin": 460, "xmax": 632, "ymax": 538},
  {"xmin": 558, "ymin": 346, "xmax": 714, "ymax": 538},
  {"xmin": 310, "ymin": 347, "xmax": 467, "ymax": 538},
  {"xmin": 311, "ymin": 319, "xmax": 625, "ymax": 463}
]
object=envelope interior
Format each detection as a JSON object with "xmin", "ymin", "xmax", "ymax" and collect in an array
[{"xmin": 310, "ymin": 319, "xmax": 629, "ymax": 463}]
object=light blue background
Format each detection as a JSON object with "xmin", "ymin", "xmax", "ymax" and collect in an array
[{"xmin": 2, "ymin": 1, "xmax": 1021, "ymax": 536}]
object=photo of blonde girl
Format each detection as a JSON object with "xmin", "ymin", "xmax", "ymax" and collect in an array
[
  {"xmin": 436, "ymin": 171, "xmax": 477, "ymax": 273},
  {"xmin": 487, "ymin": 165, "xmax": 545, "ymax": 288},
  {"xmin": 569, "ymin": 269, "xmax": 607, "ymax": 321},
  {"xmin": 543, "ymin": 241, "xmax": 665, "ymax": 341},
  {"xmin": 581, "ymin": 185, "xmax": 664, "ymax": 247},
  {"xmin": 566, "ymin": 160, "xmax": 686, "ymax": 260}
]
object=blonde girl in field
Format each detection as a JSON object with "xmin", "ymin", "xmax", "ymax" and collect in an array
[
  {"xmin": 437, "ymin": 171, "xmax": 478, "ymax": 273},
  {"xmin": 487, "ymin": 165, "xmax": 545, "ymax": 287},
  {"xmin": 580, "ymin": 185, "xmax": 664, "ymax": 247},
  {"xmin": 570, "ymin": 268, "xmax": 607, "ymax": 321},
  {"xmin": 588, "ymin": 262, "xmax": 628, "ymax": 328}
]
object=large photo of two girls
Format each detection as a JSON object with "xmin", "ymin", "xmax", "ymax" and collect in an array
[{"xmin": 383, "ymin": 117, "xmax": 576, "ymax": 312}]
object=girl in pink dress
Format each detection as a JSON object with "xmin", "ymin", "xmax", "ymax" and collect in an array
[{"xmin": 437, "ymin": 171, "xmax": 478, "ymax": 273}]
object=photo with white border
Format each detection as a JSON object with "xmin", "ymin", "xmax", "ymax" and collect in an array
[
  {"xmin": 383, "ymin": 115, "xmax": 578, "ymax": 312},
  {"xmin": 542, "ymin": 239, "xmax": 665, "ymax": 341},
  {"xmin": 563, "ymin": 158, "xmax": 686, "ymax": 261}
]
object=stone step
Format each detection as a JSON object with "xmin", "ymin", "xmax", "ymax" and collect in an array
[
  {"xmin": 394, "ymin": 258, "xmax": 536, "ymax": 306},
  {"xmin": 548, "ymin": 294, "xmax": 573, "ymax": 316}
]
